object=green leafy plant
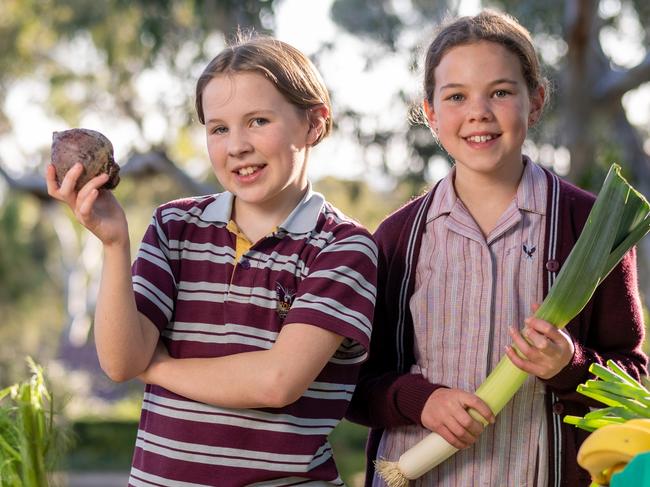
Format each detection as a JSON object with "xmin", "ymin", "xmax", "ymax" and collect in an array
[
  {"xmin": 0, "ymin": 357, "xmax": 71, "ymax": 486},
  {"xmin": 565, "ymin": 360, "xmax": 650, "ymax": 432}
]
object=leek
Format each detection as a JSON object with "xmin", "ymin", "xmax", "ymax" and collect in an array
[{"xmin": 377, "ymin": 164, "xmax": 650, "ymax": 486}]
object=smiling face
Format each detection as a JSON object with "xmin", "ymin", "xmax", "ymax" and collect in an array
[
  {"xmin": 424, "ymin": 40, "xmax": 544, "ymax": 182},
  {"xmin": 203, "ymin": 72, "xmax": 323, "ymax": 217}
]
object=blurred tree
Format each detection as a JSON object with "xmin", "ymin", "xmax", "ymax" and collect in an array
[
  {"xmin": 0, "ymin": 0, "xmax": 278, "ymax": 386},
  {"xmin": 0, "ymin": 0, "xmax": 409, "ymax": 396}
]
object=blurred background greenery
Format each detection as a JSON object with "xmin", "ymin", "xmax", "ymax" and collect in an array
[{"xmin": 0, "ymin": 0, "xmax": 649, "ymax": 484}]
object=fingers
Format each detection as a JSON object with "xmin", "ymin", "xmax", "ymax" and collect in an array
[
  {"xmin": 439, "ymin": 421, "xmax": 475, "ymax": 449},
  {"xmin": 505, "ymin": 342, "xmax": 536, "ymax": 375},
  {"xmin": 507, "ymin": 322, "xmax": 574, "ymax": 379},
  {"xmin": 434, "ymin": 409, "xmax": 481, "ymax": 449},
  {"xmin": 45, "ymin": 164, "xmax": 60, "ymax": 196},
  {"xmin": 77, "ymin": 187, "xmax": 100, "ymax": 218},
  {"xmin": 423, "ymin": 389, "xmax": 494, "ymax": 449},
  {"xmin": 465, "ymin": 397, "xmax": 495, "ymax": 425},
  {"xmin": 47, "ymin": 162, "xmax": 109, "ymax": 215},
  {"xmin": 46, "ymin": 162, "xmax": 82, "ymax": 201}
]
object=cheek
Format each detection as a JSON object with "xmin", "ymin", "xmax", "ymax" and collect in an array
[{"xmin": 206, "ymin": 139, "xmax": 226, "ymax": 166}]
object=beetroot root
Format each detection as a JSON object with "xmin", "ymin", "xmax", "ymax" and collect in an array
[{"xmin": 51, "ymin": 128, "xmax": 120, "ymax": 191}]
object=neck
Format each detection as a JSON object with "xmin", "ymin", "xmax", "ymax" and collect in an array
[
  {"xmin": 453, "ymin": 162, "xmax": 524, "ymax": 208},
  {"xmin": 233, "ymin": 184, "xmax": 308, "ymax": 243},
  {"xmin": 453, "ymin": 161, "xmax": 525, "ymax": 237}
]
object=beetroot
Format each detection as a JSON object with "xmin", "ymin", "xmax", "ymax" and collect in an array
[{"xmin": 51, "ymin": 128, "xmax": 120, "ymax": 191}]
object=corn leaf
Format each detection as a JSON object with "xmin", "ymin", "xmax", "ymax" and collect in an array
[{"xmin": 0, "ymin": 358, "xmax": 71, "ymax": 487}]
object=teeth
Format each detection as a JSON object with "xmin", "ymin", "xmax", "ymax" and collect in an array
[
  {"xmin": 237, "ymin": 166, "xmax": 260, "ymax": 176},
  {"xmin": 467, "ymin": 135, "xmax": 494, "ymax": 143}
]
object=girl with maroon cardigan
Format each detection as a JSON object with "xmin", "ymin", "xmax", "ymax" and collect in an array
[{"xmin": 347, "ymin": 10, "xmax": 647, "ymax": 487}]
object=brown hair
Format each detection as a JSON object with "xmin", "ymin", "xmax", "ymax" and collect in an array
[
  {"xmin": 195, "ymin": 35, "xmax": 332, "ymax": 145},
  {"xmin": 423, "ymin": 10, "xmax": 548, "ymax": 108}
]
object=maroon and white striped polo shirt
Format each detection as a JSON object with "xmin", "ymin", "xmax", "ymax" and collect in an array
[{"xmin": 129, "ymin": 188, "xmax": 378, "ymax": 486}]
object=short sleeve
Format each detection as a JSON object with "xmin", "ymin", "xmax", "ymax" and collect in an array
[
  {"xmin": 284, "ymin": 225, "xmax": 378, "ymax": 364},
  {"xmin": 131, "ymin": 207, "xmax": 177, "ymax": 332}
]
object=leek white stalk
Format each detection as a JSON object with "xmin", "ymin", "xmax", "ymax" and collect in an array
[{"xmin": 378, "ymin": 164, "xmax": 650, "ymax": 486}]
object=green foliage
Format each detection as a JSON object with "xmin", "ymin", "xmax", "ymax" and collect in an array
[
  {"xmin": 63, "ymin": 420, "xmax": 137, "ymax": 472},
  {"xmin": 330, "ymin": 0, "xmax": 402, "ymax": 49},
  {"xmin": 0, "ymin": 358, "xmax": 71, "ymax": 486},
  {"xmin": 314, "ymin": 176, "xmax": 415, "ymax": 232},
  {"xmin": 330, "ymin": 420, "xmax": 368, "ymax": 485},
  {"xmin": 0, "ymin": 196, "xmax": 49, "ymax": 303},
  {"xmin": 0, "ymin": 195, "xmax": 65, "ymax": 385},
  {"xmin": 60, "ymin": 418, "xmax": 369, "ymax": 483}
]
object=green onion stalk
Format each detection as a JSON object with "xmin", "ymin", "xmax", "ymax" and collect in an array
[{"xmin": 377, "ymin": 164, "xmax": 650, "ymax": 486}]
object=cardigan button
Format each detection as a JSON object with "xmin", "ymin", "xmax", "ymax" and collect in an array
[
  {"xmin": 552, "ymin": 402, "xmax": 564, "ymax": 415},
  {"xmin": 239, "ymin": 259, "xmax": 251, "ymax": 269},
  {"xmin": 545, "ymin": 260, "xmax": 560, "ymax": 272}
]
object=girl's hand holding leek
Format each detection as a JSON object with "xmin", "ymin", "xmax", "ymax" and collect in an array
[
  {"xmin": 421, "ymin": 388, "xmax": 495, "ymax": 450},
  {"xmin": 506, "ymin": 312, "xmax": 575, "ymax": 380}
]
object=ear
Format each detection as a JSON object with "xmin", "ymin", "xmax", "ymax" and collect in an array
[
  {"xmin": 423, "ymin": 99, "xmax": 437, "ymax": 134},
  {"xmin": 528, "ymin": 85, "xmax": 545, "ymax": 126},
  {"xmin": 306, "ymin": 104, "xmax": 329, "ymax": 145}
]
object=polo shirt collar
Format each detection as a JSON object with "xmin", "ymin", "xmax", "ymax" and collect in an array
[
  {"xmin": 427, "ymin": 156, "xmax": 546, "ymax": 223},
  {"xmin": 202, "ymin": 191, "xmax": 235, "ymax": 223},
  {"xmin": 200, "ymin": 183, "xmax": 324, "ymax": 234},
  {"xmin": 280, "ymin": 184, "xmax": 325, "ymax": 234}
]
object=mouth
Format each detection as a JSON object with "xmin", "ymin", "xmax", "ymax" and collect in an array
[
  {"xmin": 233, "ymin": 164, "xmax": 266, "ymax": 176},
  {"xmin": 464, "ymin": 133, "xmax": 501, "ymax": 143}
]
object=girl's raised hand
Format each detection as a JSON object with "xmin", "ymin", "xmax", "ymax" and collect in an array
[
  {"xmin": 505, "ymin": 313, "xmax": 575, "ymax": 380},
  {"xmin": 46, "ymin": 162, "xmax": 128, "ymax": 246},
  {"xmin": 421, "ymin": 388, "xmax": 495, "ymax": 450}
]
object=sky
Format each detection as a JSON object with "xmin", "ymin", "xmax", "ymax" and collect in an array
[{"xmin": 0, "ymin": 0, "xmax": 648, "ymax": 188}]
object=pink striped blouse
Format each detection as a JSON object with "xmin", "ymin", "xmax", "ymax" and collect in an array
[{"xmin": 375, "ymin": 161, "xmax": 549, "ymax": 486}]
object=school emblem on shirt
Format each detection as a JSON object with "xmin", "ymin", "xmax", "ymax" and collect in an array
[
  {"xmin": 523, "ymin": 243, "xmax": 537, "ymax": 259},
  {"xmin": 275, "ymin": 283, "xmax": 296, "ymax": 320}
]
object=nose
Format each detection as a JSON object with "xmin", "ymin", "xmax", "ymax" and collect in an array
[
  {"xmin": 467, "ymin": 97, "xmax": 493, "ymax": 122},
  {"xmin": 227, "ymin": 129, "xmax": 253, "ymax": 158}
]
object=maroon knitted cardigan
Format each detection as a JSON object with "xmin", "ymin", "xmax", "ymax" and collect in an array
[{"xmin": 346, "ymin": 166, "xmax": 647, "ymax": 487}]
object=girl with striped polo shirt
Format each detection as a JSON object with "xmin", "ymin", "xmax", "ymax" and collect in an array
[
  {"xmin": 347, "ymin": 10, "xmax": 647, "ymax": 487},
  {"xmin": 47, "ymin": 36, "xmax": 377, "ymax": 486}
]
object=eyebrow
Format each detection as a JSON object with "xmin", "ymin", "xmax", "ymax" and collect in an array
[
  {"xmin": 205, "ymin": 109, "xmax": 274, "ymax": 125},
  {"xmin": 439, "ymin": 78, "xmax": 519, "ymax": 90}
]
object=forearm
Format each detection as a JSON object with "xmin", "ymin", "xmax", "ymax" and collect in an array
[
  {"xmin": 142, "ymin": 323, "xmax": 343, "ymax": 409},
  {"xmin": 143, "ymin": 350, "xmax": 296, "ymax": 408},
  {"xmin": 348, "ymin": 371, "xmax": 440, "ymax": 428},
  {"xmin": 95, "ymin": 240, "xmax": 158, "ymax": 381}
]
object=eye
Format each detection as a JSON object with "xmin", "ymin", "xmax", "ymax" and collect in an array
[
  {"xmin": 251, "ymin": 117, "xmax": 269, "ymax": 127},
  {"xmin": 493, "ymin": 89, "xmax": 511, "ymax": 98},
  {"xmin": 210, "ymin": 125, "xmax": 228, "ymax": 135},
  {"xmin": 447, "ymin": 93, "xmax": 464, "ymax": 102}
]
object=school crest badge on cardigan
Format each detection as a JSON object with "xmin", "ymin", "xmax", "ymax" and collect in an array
[{"xmin": 275, "ymin": 283, "xmax": 295, "ymax": 320}]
